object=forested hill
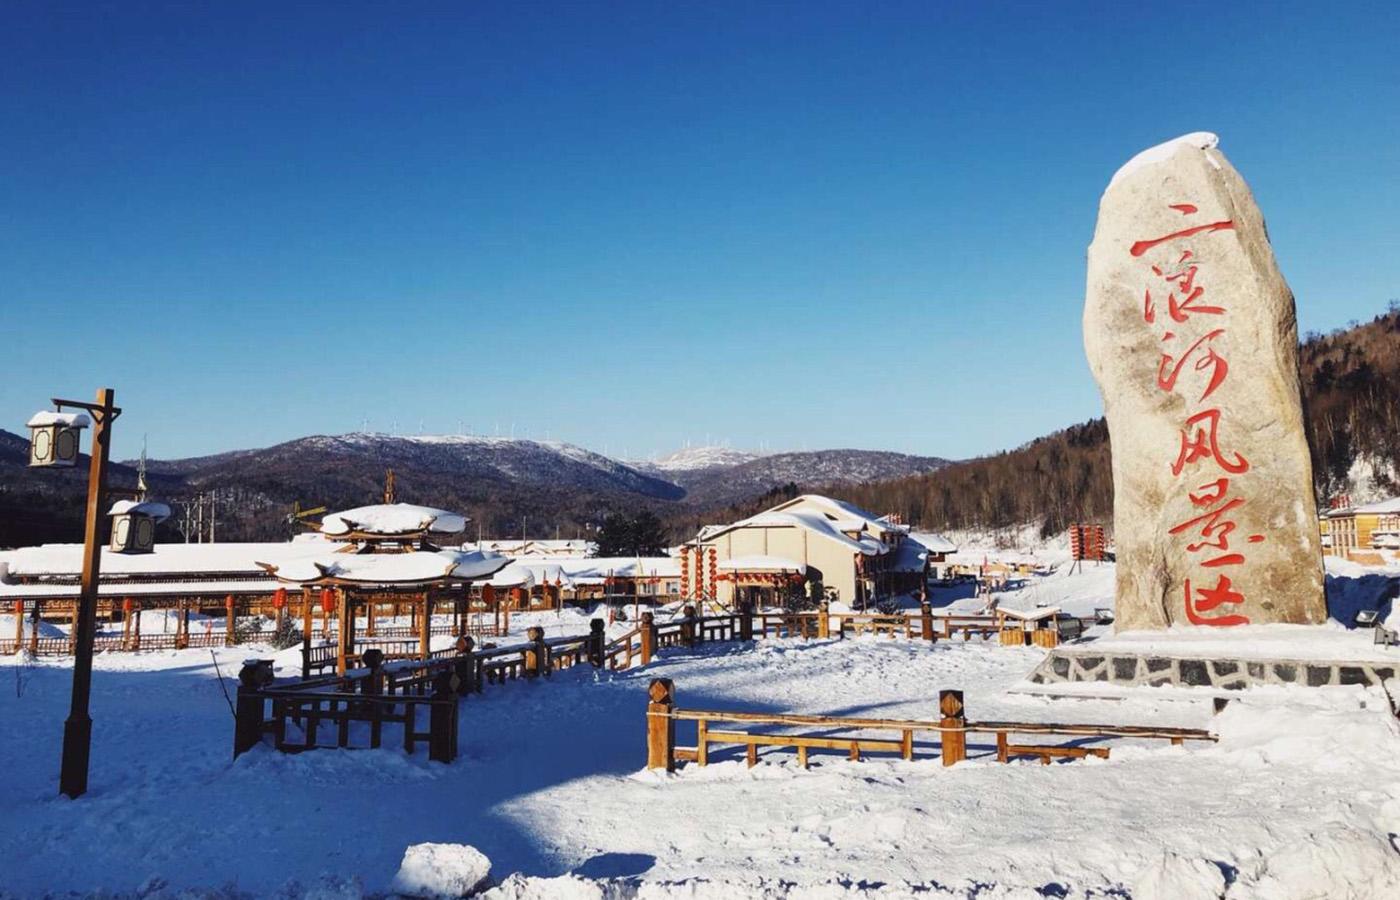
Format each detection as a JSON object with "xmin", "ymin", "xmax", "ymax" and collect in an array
[{"xmin": 820, "ymin": 306, "xmax": 1400, "ymax": 538}]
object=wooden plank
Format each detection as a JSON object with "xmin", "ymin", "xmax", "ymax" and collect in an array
[{"xmin": 704, "ymin": 730, "xmax": 905, "ymax": 754}]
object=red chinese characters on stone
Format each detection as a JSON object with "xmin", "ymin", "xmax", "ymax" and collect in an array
[
  {"xmin": 1183, "ymin": 575, "xmax": 1251, "ymax": 627},
  {"xmin": 1133, "ymin": 203, "xmax": 1256, "ymax": 626},
  {"xmin": 1157, "ymin": 329, "xmax": 1228, "ymax": 401},
  {"xmin": 1170, "ymin": 409, "xmax": 1249, "ymax": 477}
]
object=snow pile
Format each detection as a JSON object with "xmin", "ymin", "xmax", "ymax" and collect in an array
[{"xmin": 391, "ymin": 843, "xmax": 492, "ymax": 898}]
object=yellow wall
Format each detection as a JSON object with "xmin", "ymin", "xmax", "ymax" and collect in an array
[{"xmin": 702, "ymin": 525, "xmax": 859, "ymax": 604}]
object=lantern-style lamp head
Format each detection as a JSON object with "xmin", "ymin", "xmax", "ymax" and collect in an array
[
  {"xmin": 109, "ymin": 500, "xmax": 171, "ymax": 554},
  {"xmin": 27, "ymin": 411, "xmax": 89, "ymax": 468}
]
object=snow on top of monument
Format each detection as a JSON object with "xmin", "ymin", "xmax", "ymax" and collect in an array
[
  {"xmin": 320, "ymin": 503, "xmax": 467, "ymax": 536},
  {"xmin": 26, "ymin": 410, "xmax": 89, "ymax": 428},
  {"xmin": 1073, "ymin": 622, "xmax": 1400, "ymax": 664},
  {"xmin": 1109, "ymin": 131, "xmax": 1220, "ymax": 187},
  {"xmin": 108, "ymin": 500, "xmax": 172, "ymax": 521}
]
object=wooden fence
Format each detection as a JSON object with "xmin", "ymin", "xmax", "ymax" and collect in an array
[
  {"xmin": 235, "ymin": 621, "xmax": 607, "ymax": 763},
  {"xmin": 644, "ymin": 679, "xmax": 1216, "ymax": 771}
]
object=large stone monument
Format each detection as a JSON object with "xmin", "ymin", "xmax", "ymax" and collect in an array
[{"xmin": 1084, "ymin": 132, "xmax": 1326, "ymax": 630}]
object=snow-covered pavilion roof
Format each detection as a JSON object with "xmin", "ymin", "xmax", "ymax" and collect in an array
[
  {"xmin": 1353, "ymin": 497, "xmax": 1400, "ymax": 515},
  {"xmin": 320, "ymin": 503, "xmax": 468, "ymax": 538},
  {"xmin": 265, "ymin": 548, "xmax": 508, "ymax": 587}
]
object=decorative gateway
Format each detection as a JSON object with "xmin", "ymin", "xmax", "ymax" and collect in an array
[{"xmin": 1084, "ymin": 133, "xmax": 1325, "ymax": 629}]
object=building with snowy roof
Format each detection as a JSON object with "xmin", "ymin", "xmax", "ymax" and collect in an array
[
  {"xmin": 1323, "ymin": 496, "xmax": 1400, "ymax": 563},
  {"xmin": 688, "ymin": 494, "xmax": 946, "ymax": 608}
]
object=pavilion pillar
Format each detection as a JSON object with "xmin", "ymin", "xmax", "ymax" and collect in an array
[
  {"xmin": 367, "ymin": 601, "xmax": 377, "ymax": 637},
  {"xmin": 336, "ymin": 589, "xmax": 352, "ymax": 676},
  {"xmin": 132, "ymin": 600, "xmax": 142, "ymax": 651},
  {"xmin": 420, "ymin": 592, "xmax": 431, "ymax": 661},
  {"xmin": 29, "ymin": 602, "xmax": 40, "ymax": 654},
  {"xmin": 301, "ymin": 588, "xmax": 312, "ymax": 638},
  {"xmin": 12, "ymin": 600, "xmax": 22, "ymax": 653},
  {"xmin": 224, "ymin": 595, "xmax": 235, "ymax": 646}
]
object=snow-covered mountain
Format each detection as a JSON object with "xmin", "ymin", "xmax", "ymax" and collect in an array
[
  {"xmin": 146, "ymin": 432, "xmax": 686, "ymax": 501},
  {"xmin": 636, "ymin": 445, "xmax": 766, "ymax": 473}
]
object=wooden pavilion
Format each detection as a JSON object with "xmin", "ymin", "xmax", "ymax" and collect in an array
[{"xmin": 257, "ymin": 503, "xmax": 510, "ymax": 676}]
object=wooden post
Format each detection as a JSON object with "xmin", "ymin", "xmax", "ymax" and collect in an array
[
  {"xmin": 419, "ymin": 592, "xmax": 431, "ymax": 661},
  {"xmin": 739, "ymin": 598, "xmax": 753, "ymax": 642},
  {"xmin": 454, "ymin": 635, "xmax": 476, "ymax": 695},
  {"xmin": 232, "ymin": 660, "xmax": 271, "ymax": 759},
  {"xmin": 939, "ymin": 690, "xmax": 966, "ymax": 767},
  {"xmin": 177, "ymin": 599, "xmax": 190, "ymax": 649},
  {"xmin": 682, "ymin": 604, "xmax": 696, "ymax": 647},
  {"xmin": 525, "ymin": 626, "xmax": 546, "ymax": 677},
  {"xmin": 30, "ymin": 602, "xmax": 40, "ymax": 654},
  {"xmin": 645, "ymin": 678, "xmax": 675, "ymax": 771},
  {"xmin": 817, "ymin": 600, "xmax": 830, "ymax": 639},
  {"xmin": 921, "ymin": 601, "xmax": 936, "ymax": 643},
  {"xmin": 588, "ymin": 618, "xmax": 605, "ymax": 667},
  {"xmin": 640, "ymin": 612, "xmax": 655, "ymax": 665},
  {"xmin": 224, "ymin": 595, "xmax": 235, "ymax": 646},
  {"xmin": 336, "ymin": 589, "xmax": 351, "ymax": 677},
  {"xmin": 131, "ymin": 600, "xmax": 141, "ymax": 651},
  {"xmin": 428, "ymin": 671, "xmax": 457, "ymax": 763},
  {"xmin": 12, "ymin": 600, "xmax": 21, "ymax": 652},
  {"xmin": 57, "ymin": 388, "xmax": 116, "ymax": 798}
]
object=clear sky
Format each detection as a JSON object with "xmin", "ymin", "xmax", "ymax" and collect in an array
[{"xmin": 3, "ymin": 1, "xmax": 1397, "ymax": 462}]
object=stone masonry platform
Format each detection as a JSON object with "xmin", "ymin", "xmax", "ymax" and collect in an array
[{"xmin": 1027, "ymin": 624, "xmax": 1400, "ymax": 690}]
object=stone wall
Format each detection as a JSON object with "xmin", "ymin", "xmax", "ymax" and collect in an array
[{"xmin": 1029, "ymin": 649, "xmax": 1395, "ymax": 690}]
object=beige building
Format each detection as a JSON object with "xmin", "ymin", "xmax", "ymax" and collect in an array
[
  {"xmin": 1322, "ymin": 497, "xmax": 1400, "ymax": 563},
  {"xmin": 689, "ymin": 495, "xmax": 946, "ymax": 609}
]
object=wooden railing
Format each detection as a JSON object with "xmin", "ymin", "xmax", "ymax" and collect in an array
[
  {"xmin": 237, "ymin": 621, "xmax": 610, "ymax": 763},
  {"xmin": 644, "ymin": 679, "xmax": 1216, "ymax": 771}
]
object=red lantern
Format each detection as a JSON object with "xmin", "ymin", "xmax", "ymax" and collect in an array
[
  {"xmin": 122, "ymin": 597, "xmax": 134, "ymax": 614},
  {"xmin": 320, "ymin": 588, "xmax": 335, "ymax": 615},
  {"xmin": 482, "ymin": 584, "xmax": 497, "ymax": 605},
  {"xmin": 272, "ymin": 587, "xmax": 287, "ymax": 610}
]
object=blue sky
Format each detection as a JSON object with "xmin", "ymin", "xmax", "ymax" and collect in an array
[{"xmin": 3, "ymin": 1, "xmax": 1397, "ymax": 462}]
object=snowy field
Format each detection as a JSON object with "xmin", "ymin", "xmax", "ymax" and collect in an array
[{"xmin": 4, "ymin": 587, "xmax": 1400, "ymax": 898}]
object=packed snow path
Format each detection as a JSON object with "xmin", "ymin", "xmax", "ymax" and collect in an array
[{"xmin": 2, "ymin": 634, "xmax": 1399, "ymax": 897}]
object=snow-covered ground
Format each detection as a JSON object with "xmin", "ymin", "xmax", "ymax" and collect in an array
[{"xmin": 4, "ymin": 605, "xmax": 1400, "ymax": 898}]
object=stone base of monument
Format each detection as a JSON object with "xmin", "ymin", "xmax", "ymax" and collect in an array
[{"xmin": 1026, "ymin": 626, "xmax": 1398, "ymax": 690}]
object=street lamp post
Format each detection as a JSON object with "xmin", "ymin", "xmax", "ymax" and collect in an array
[{"xmin": 29, "ymin": 388, "xmax": 121, "ymax": 799}]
